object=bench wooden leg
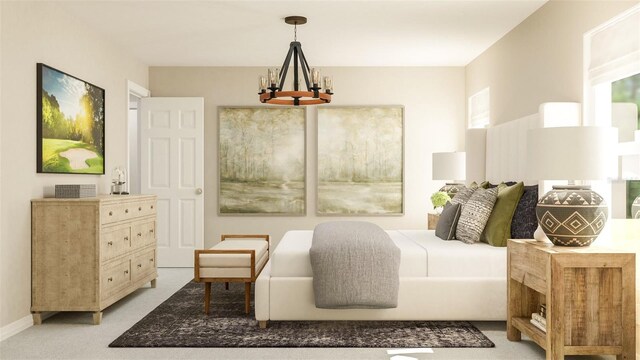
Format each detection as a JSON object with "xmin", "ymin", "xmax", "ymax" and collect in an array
[
  {"xmin": 259, "ymin": 320, "xmax": 268, "ymax": 329},
  {"xmin": 244, "ymin": 282, "xmax": 251, "ymax": 314},
  {"xmin": 225, "ymin": 282, "xmax": 229, "ymax": 290},
  {"xmin": 204, "ymin": 282, "xmax": 212, "ymax": 315}
]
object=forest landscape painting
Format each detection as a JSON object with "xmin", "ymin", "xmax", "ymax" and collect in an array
[
  {"xmin": 37, "ymin": 63, "xmax": 105, "ymax": 174},
  {"xmin": 317, "ymin": 106, "xmax": 404, "ymax": 215},
  {"xmin": 218, "ymin": 107, "xmax": 306, "ymax": 215}
]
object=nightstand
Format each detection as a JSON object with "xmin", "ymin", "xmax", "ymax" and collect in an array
[
  {"xmin": 507, "ymin": 239, "xmax": 636, "ymax": 360},
  {"xmin": 427, "ymin": 213, "xmax": 439, "ymax": 230}
]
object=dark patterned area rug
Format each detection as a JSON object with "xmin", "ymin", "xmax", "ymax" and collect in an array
[{"xmin": 110, "ymin": 281, "xmax": 495, "ymax": 348}]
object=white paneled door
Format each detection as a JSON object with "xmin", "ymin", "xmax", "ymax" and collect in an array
[{"xmin": 140, "ymin": 97, "xmax": 204, "ymax": 267}]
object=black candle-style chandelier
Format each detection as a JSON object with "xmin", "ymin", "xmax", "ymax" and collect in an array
[{"xmin": 259, "ymin": 16, "xmax": 333, "ymax": 106}]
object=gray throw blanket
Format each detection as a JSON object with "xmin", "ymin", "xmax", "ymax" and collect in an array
[{"xmin": 310, "ymin": 221, "xmax": 401, "ymax": 309}]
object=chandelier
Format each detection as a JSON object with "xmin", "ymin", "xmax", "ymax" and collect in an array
[{"xmin": 259, "ymin": 16, "xmax": 333, "ymax": 106}]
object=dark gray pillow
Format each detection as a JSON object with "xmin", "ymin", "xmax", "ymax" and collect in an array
[
  {"xmin": 456, "ymin": 187, "xmax": 498, "ymax": 244},
  {"xmin": 435, "ymin": 202, "xmax": 462, "ymax": 240},
  {"xmin": 510, "ymin": 185, "xmax": 539, "ymax": 239}
]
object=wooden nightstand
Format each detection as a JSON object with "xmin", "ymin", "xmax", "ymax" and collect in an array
[
  {"xmin": 507, "ymin": 239, "xmax": 636, "ymax": 360},
  {"xmin": 427, "ymin": 213, "xmax": 439, "ymax": 230}
]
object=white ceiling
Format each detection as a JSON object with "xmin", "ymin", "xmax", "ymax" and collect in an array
[{"xmin": 57, "ymin": 0, "xmax": 547, "ymax": 67}]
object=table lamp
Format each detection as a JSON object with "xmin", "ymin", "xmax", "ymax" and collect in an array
[
  {"xmin": 432, "ymin": 152, "xmax": 466, "ymax": 198},
  {"xmin": 527, "ymin": 126, "xmax": 618, "ymax": 246}
]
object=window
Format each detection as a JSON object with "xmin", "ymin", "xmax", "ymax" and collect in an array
[{"xmin": 468, "ymin": 87, "xmax": 490, "ymax": 129}]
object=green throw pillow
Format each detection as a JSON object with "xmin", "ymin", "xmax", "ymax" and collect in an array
[{"xmin": 481, "ymin": 182, "xmax": 524, "ymax": 247}]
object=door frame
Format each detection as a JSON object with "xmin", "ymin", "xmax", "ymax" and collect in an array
[{"xmin": 126, "ymin": 80, "xmax": 151, "ymax": 193}]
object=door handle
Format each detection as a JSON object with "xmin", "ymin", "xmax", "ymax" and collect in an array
[{"xmin": 196, "ymin": 188, "xmax": 203, "ymax": 195}]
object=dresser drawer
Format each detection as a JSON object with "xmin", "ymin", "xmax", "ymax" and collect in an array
[
  {"xmin": 101, "ymin": 227, "xmax": 131, "ymax": 261},
  {"xmin": 101, "ymin": 199, "xmax": 156, "ymax": 225},
  {"xmin": 138, "ymin": 200, "xmax": 157, "ymax": 218},
  {"xmin": 101, "ymin": 259, "xmax": 131, "ymax": 299},
  {"xmin": 131, "ymin": 220, "xmax": 155, "ymax": 250},
  {"xmin": 132, "ymin": 249, "xmax": 156, "ymax": 282}
]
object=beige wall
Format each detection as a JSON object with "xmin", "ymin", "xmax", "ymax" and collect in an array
[
  {"xmin": 0, "ymin": 2, "xmax": 148, "ymax": 328},
  {"xmin": 466, "ymin": 0, "xmax": 639, "ymax": 126},
  {"xmin": 150, "ymin": 67, "xmax": 465, "ymax": 249}
]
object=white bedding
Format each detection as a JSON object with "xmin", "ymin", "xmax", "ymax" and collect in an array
[
  {"xmin": 399, "ymin": 230, "xmax": 507, "ymax": 278},
  {"xmin": 270, "ymin": 229, "xmax": 505, "ymax": 279}
]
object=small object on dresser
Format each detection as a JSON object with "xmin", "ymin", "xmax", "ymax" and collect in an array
[{"xmin": 55, "ymin": 184, "xmax": 97, "ymax": 198}]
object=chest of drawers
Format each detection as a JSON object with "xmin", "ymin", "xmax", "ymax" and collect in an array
[{"xmin": 31, "ymin": 195, "xmax": 157, "ymax": 325}]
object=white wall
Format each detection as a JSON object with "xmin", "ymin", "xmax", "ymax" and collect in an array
[
  {"xmin": 466, "ymin": 0, "xmax": 638, "ymax": 126},
  {"xmin": 0, "ymin": 2, "xmax": 148, "ymax": 329},
  {"xmin": 149, "ymin": 66, "xmax": 465, "ymax": 248}
]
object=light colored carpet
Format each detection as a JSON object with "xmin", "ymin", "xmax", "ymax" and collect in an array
[{"xmin": 0, "ymin": 268, "xmax": 615, "ymax": 360}]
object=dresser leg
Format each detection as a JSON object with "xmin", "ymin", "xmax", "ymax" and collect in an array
[
  {"xmin": 258, "ymin": 320, "xmax": 268, "ymax": 329},
  {"xmin": 92, "ymin": 311, "xmax": 102, "ymax": 325},
  {"xmin": 150, "ymin": 279, "xmax": 157, "ymax": 288},
  {"xmin": 32, "ymin": 312, "xmax": 42, "ymax": 325}
]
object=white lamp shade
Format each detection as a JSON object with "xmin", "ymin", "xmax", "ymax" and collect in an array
[
  {"xmin": 527, "ymin": 126, "xmax": 618, "ymax": 180},
  {"xmin": 432, "ymin": 152, "xmax": 466, "ymax": 181}
]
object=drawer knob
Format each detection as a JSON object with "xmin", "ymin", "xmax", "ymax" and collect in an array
[
  {"xmin": 107, "ymin": 241, "xmax": 113, "ymax": 246},
  {"xmin": 124, "ymin": 236, "xmax": 129, "ymax": 241},
  {"xmin": 137, "ymin": 264, "xmax": 142, "ymax": 268},
  {"xmin": 125, "ymin": 209, "xmax": 129, "ymax": 214},
  {"xmin": 138, "ymin": 207, "xmax": 142, "ymax": 211},
  {"xmin": 108, "ymin": 277, "xmax": 113, "ymax": 282},
  {"xmin": 137, "ymin": 232, "xmax": 142, "ymax": 237},
  {"xmin": 124, "ymin": 270, "xmax": 129, "ymax": 275},
  {"xmin": 150, "ymin": 258, "xmax": 154, "ymax": 262},
  {"xmin": 151, "ymin": 205, "xmax": 154, "ymax": 209},
  {"xmin": 149, "ymin": 229, "xmax": 154, "ymax": 233},
  {"xmin": 109, "ymin": 211, "xmax": 113, "ymax": 216}
]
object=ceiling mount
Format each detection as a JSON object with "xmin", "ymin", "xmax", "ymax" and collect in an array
[
  {"xmin": 284, "ymin": 16, "xmax": 307, "ymax": 25},
  {"xmin": 258, "ymin": 16, "xmax": 333, "ymax": 106}
]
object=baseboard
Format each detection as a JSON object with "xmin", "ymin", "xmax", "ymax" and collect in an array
[{"xmin": 0, "ymin": 314, "xmax": 33, "ymax": 342}]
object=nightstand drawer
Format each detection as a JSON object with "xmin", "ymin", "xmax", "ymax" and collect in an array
[{"xmin": 508, "ymin": 241, "xmax": 548, "ymax": 294}]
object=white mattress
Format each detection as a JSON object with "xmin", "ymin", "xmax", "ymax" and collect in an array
[
  {"xmin": 399, "ymin": 230, "xmax": 506, "ymax": 278},
  {"xmin": 270, "ymin": 230, "xmax": 427, "ymax": 277},
  {"xmin": 270, "ymin": 229, "xmax": 507, "ymax": 278}
]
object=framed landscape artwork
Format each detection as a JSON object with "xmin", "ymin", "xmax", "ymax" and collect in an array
[
  {"xmin": 218, "ymin": 107, "xmax": 306, "ymax": 215},
  {"xmin": 37, "ymin": 63, "xmax": 105, "ymax": 174},
  {"xmin": 317, "ymin": 106, "xmax": 404, "ymax": 215}
]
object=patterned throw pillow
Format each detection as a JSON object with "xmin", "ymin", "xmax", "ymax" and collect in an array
[
  {"xmin": 450, "ymin": 187, "xmax": 476, "ymax": 206},
  {"xmin": 510, "ymin": 185, "xmax": 539, "ymax": 239},
  {"xmin": 435, "ymin": 202, "xmax": 462, "ymax": 240},
  {"xmin": 455, "ymin": 187, "xmax": 499, "ymax": 244}
]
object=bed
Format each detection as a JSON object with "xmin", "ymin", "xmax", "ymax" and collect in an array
[
  {"xmin": 255, "ymin": 105, "xmax": 575, "ymax": 327},
  {"xmin": 255, "ymin": 229, "xmax": 507, "ymax": 327}
]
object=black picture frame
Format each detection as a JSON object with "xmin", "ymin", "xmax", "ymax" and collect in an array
[{"xmin": 37, "ymin": 63, "xmax": 105, "ymax": 174}]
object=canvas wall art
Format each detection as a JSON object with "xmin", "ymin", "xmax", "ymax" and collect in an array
[
  {"xmin": 37, "ymin": 63, "xmax": 105, "ymax": 174},
  {"xmin": 218, "ymin": 107, "xmax": 306, "ymax": 215},
  {"xmin": 317, "ymin": 106, "xmax": 404, "ymax": 215}
]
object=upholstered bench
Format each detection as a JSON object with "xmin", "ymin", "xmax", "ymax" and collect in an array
[{"xmin": 194, "ymin": 234, "xmax": 269, "ymax": 314}]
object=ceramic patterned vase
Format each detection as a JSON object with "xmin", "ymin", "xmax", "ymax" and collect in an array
[
  {"xmin": 535, "ymin": 185, "xmax": 608, "ymax": 247},
  {"xmin": 632, "ymin": 195, "xmax": 640, "ymax": 219},
  {"xmin": 439, "ymin": 183, "xmax": 465, "ymax": 199}
]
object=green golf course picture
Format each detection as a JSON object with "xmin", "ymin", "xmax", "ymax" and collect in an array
[{"xmin": 37, "ymin": 64, "xmax": 104, "ymax": 174}]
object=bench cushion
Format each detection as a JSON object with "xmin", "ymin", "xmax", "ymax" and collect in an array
[{"xmin": 198, "ymin": 239, "xmax": 269, "ymax": 279}]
